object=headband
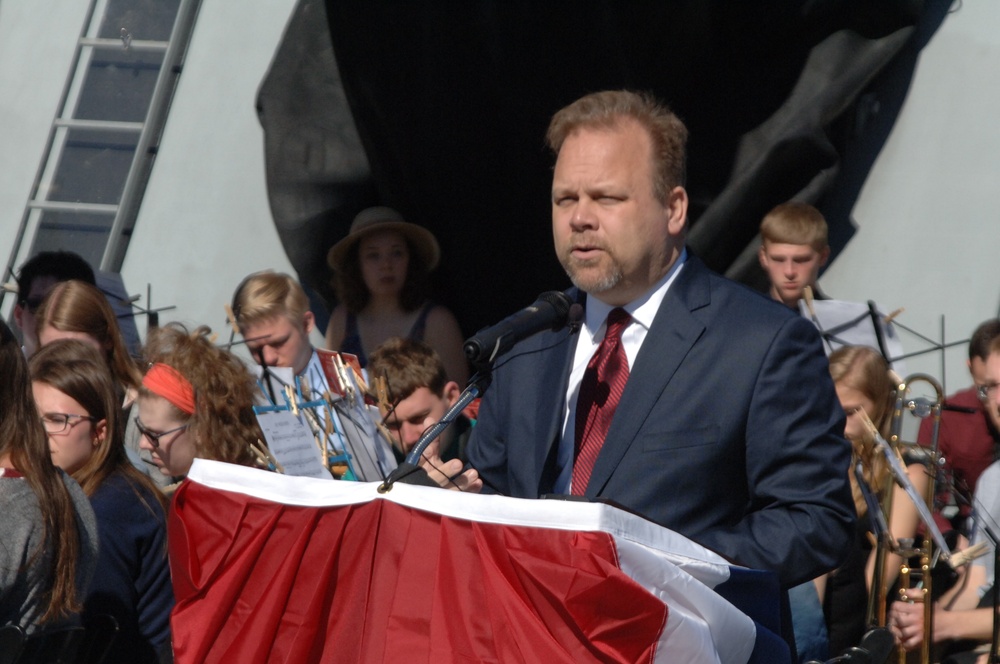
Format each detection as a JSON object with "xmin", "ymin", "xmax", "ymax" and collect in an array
[{"xmin": 143, "ymin": 363, "xmax": 196, "ymax": 415}]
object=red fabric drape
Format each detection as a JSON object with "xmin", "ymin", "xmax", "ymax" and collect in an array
[{"xmin": 169, "ymin": 480, "xmax": 667, "ymax": 663}]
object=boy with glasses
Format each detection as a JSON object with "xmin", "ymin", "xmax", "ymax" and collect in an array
[
  {"xmin": 919, "ymin": 319, "xmax": 1000, "ymax": 535},
  {"xmin": 11, "ymin": 251, "xmax": 95, "ymax": 356}
]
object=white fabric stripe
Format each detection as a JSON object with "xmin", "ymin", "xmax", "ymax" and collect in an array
[
  {"xmin": 616, "ymin": 538, "xmax": 756, "ymax": 664},
  {"xmin": 189, "ymin": 460, "xmax": 728, "ymax": 578}
]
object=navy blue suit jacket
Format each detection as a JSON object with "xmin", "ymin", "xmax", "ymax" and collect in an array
[{"xmin": 467, "ymin": 254, "xmax": 855, "ymax": 587}]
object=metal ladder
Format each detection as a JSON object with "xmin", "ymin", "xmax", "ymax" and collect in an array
[{"xmin": 2, "ymin": 0, "xmax": 200, "ymax": 306}]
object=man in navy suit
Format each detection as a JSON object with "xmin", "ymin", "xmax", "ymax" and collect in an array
[{"xmin": 452, "ymin": 90, "xmax": 854, "ymax": 588}]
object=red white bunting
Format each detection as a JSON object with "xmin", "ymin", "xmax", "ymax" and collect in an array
[{"xmin": 169, "ymin": 459, "xmax": 757, "ymax": 664}]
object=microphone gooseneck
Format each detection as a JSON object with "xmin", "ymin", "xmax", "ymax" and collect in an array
[{"xmin": 381, "ymin": 292, "xmax": 579, "ymax": 492}]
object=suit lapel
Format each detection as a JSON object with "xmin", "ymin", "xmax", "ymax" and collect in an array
[{"xmin": 584, "ymin": 256, "xmax": 711, "ymax": 498}]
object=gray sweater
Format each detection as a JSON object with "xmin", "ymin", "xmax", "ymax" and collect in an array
[
  {"xmin": 0, "ymin": 469, "xmax": 99, "ymax": 633},
  {"xmin": 973, "ymin": 460, "xmax": 1000, "ymax": 595}
]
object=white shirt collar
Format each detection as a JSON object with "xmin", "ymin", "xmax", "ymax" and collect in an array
[{"xmin": 582, "ymin": 248, "xmax": 687, "ymax": 340}]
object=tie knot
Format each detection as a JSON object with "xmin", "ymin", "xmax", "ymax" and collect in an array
[{"xmin": 606, "ymin": 308, "xmax": 631, "ymax": 339}]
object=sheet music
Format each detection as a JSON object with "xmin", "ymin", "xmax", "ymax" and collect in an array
[
  {"xmin": 799, "ymin": 298, "xmax": 907, "ymax": 373},
  {"xmin": 256, "ymin": 410, "xmax": 331, "ymax": 479}
]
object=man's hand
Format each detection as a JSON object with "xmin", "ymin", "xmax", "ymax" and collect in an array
[
  {"xmin": 889, "ymin": 600, "xmax": 925, "ymax": 651},
  {"xmin": 415, "ymin": 439, "xmax": 483, "ymax": 492}
]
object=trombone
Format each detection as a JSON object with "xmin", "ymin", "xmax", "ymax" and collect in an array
[{"xmin": 867, "ymin": 373, "xmax": 946, "ymax": 664}]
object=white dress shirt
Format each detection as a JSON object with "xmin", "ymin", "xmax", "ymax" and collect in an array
[{"xmin": 554, "ymin": 249, "xmax": 688, "ymax": 494}]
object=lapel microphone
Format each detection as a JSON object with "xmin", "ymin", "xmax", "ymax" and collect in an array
[{"xmin": 567, "ymin": 303, "xmax": 584, "ymax": 333}]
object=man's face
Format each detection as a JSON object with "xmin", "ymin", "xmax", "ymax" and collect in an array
[
  {"xmin": 969, "ymin": 356, "xmax": 989, "ymax": 387},
  {"xmin": 381, "ymin": 384, "xmax": 459, "ymax": 454},
  {"xmin": 980, "ymin": 352, "xmax": 1000, "ymax": 432},
  {"xmin": 758, "ymin": 241, "xmax": 829, "ymax": 308},
  {"xmin": 13, "ymin": 275, "xmax": 58, "ymax": 356},
  {"xmin": 552, "ymin": 120, "xmax": 687, "ymax": 307},
  {"xmin": 242, "ymin": 313, "xmax": 315, "ymax": 375}
]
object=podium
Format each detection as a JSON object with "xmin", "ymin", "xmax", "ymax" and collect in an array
[{"xmin": 169, "ymin": 460, "xmax": 790, "ymax": 663}]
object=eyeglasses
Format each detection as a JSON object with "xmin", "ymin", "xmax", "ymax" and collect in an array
[
  {"xmin": 40, "ymin": 413, "xmax": 96, "ymax": 434},
  {"xmin": 976, "ymin": 383, "xmax": 1000, "ymax": 401},
  {"xmin": 19, "ymin": 297, "xmax": 46, "ymax": 313},
  {"xmin": 134, "ymin": 417, "xmax": 189, "ymax": 448}
]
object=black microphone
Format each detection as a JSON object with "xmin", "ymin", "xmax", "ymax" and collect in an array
[{"xmin": 464, "ymin": 291, "xmax": 576, "ymax": 367}]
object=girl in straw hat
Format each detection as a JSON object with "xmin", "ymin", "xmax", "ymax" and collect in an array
[{"xmin": 325, "ymin": 206, "xmax": 468, "ymax": 386}]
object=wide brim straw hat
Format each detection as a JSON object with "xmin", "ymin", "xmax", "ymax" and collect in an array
[{"xmin": 326, "ymin": 206, "xmax": 441, "ymax": 272}]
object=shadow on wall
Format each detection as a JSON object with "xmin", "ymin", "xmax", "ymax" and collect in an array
[{"xmin": 257, "ymin": 0, "xmax": 953, "ymax": 336}]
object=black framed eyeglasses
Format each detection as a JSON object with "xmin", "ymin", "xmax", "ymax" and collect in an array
[
  {"xmin": 18, "ymin": 297, "xmax": 47, "ymax": 313},
  {"xmin": 134, "ymin": 417, "xmax": 189, "ymax": 448},
  {"xmin": 976, "ymin": 383, "xmax": 999, "ymax": 401},
  {"xmin": 40, "ymin": 413, "xmax": 97, "ymax": 434}
]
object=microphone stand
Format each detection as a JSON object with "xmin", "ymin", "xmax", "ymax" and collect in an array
[
  {"xmin": 376, "ymin": 292, "xmax": 580, "ymax": 492},
  {"xmin": 863, "ymin": 415, "xmax": 951, "ymax": 557},
  {"xmin": 378, "ymin": 370, "xmax": 493, "ymax": 491},
  {"xmin": 867, "ymin": 301, "xmax": 891, "ymax": 364}
]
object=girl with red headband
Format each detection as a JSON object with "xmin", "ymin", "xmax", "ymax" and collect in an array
[{"xmin": 136, "ymin": 324, "xmax": 262, "ymax": 486}]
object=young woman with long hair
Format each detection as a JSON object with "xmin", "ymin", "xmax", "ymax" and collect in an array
[
  {"xmin": 0, "ymin": 320, "xmax": 97, "ymax": 632},
  {"xmin": 30, "ymin": 339, "xmax": 173, "ymax": 662},
  {"xmin": 822, "ymin": 345, "xmax": 929, "ymax": 654},
  {"xmin": 31, "ymin": 279, "xmax": 168, "ymax": 489},
  {"xmin": 34, "ymin": 279, "xmax": 142, "ymax": 399}
]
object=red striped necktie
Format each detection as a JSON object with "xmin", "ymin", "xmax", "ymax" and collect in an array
[{"xmin": 572, "ymin": 307, "xmax": 631, "ymax": 495}]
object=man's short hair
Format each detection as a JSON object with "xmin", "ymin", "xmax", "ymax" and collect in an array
[
  {"xmin": 15, "ymin": 251, "xmax": 95, "ymax": 306},
  {"xmin": 231, "ymin": 271, "xmax": 310, "ymax": 330},
  {"xmin": 545, "ymin": 90, "xmax": 688, "ymax": 200},
  {"xmin": 971, "ymin": 319, "xmax": 1000, "ymax": 362},
  {"xmin": 368, "ymin": 337, "xmax": 447, "ymax": 403},
  {"xmin": 759, "ymin": 202, "xmax": 829, "ymax": 252}
]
